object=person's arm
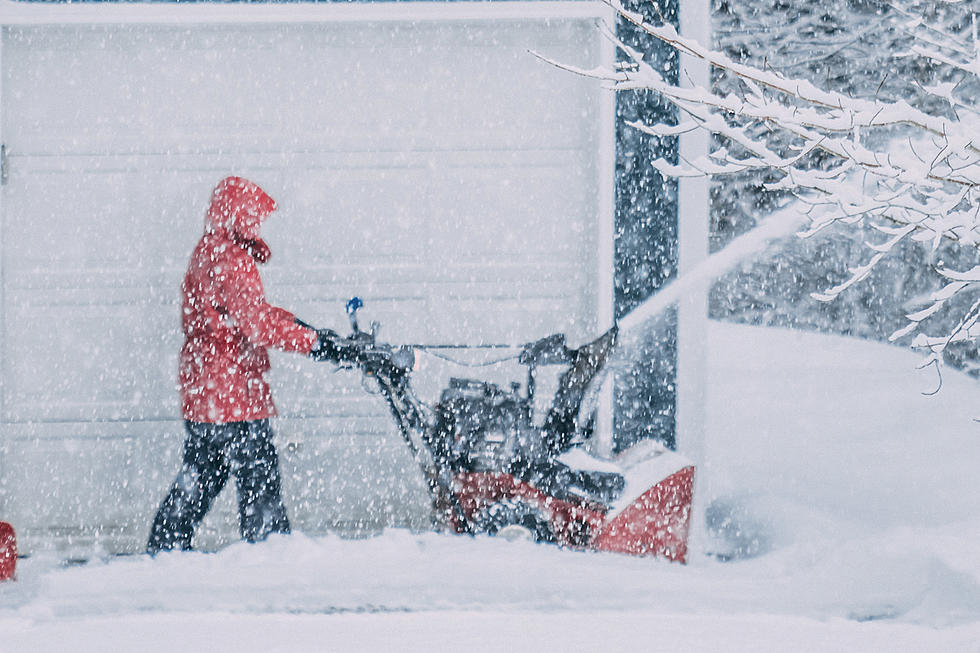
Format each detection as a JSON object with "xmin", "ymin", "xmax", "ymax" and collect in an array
[{"xmin": 220, "ymin": 255, "xmax": 317, "ymax": 353}]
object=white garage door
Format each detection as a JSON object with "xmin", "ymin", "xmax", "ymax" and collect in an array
[{"xmin": 0, "ymin": 3, "xmax": 612, "ymax": 555}]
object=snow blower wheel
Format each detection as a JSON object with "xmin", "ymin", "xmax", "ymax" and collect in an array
[
  {"xmin": 473, "ymin": 500, "xmax": 554, "ymax": 544},
  {"xmin": 497, "ymin": 524, "xmax": 534, "ymax": 542}
]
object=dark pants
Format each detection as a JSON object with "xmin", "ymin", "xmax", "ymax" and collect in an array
[{"xmin": 147, "ymin": 419, "xmax": 291, "ymax": 554}]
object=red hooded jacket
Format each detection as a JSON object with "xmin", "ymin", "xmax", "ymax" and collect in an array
[{"xmin": 178, "ymin": 177, "xmax": 317, "ymax": 423}]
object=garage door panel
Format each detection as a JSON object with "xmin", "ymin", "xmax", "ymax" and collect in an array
[
  {"xmin": 4, "ymin": 21, "xmax": 599, "ymax": 156},
  {"xmin": 268, "ymin": 270, "xmax": 593, "ymax": 344},
  {"xmin": 2, "ymin": 278, "xmax": 591, "ymax": 423},
  {"xmin": 1, "ymin": 273, "xmax": 595, "ymax": 424},
  {"xmin": 0, "ymin": 433, "xmax": 177, "ymax": 553},
  {"xmin": 4, "ymin": 154, "xmax": 594, "ymax": 276},
  {"xmin": 4, "ymin": 170, "xmax": 155, "ymax": 270},
  {"xmin": 3, "ymin": 162, "xmax": 212, "ymax": 272},
  {"xmin": 3, "ymin": 299, "xmax": 181, "ymax": 422},
  {"xmin": 209, "ymin": 432, "xmax": 432, "ymax": 543},
  {"xmin": 1, "ymin": 428, "xmax": 431, "ymax": 554},
  {"xmin": 263, "ymin": 167, "xmax": 434, "ymax": 266},
  {"xmin": 429, "ymin": 164, "xmax": 594, "ymax": 261}
]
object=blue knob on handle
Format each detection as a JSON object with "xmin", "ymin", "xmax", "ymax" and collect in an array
[{"xmin": 346, "ymin": 297, "xmax": 363, "ymax": 334}]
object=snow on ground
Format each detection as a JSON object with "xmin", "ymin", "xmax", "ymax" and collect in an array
[{"xmin": 1, "ymin": 321, "xmax": 979, "ymax": 652}]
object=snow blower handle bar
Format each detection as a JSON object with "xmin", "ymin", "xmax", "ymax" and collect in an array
[{"xmin": 306, "ymin": 298, "xmax": 415, "ymax": 378}]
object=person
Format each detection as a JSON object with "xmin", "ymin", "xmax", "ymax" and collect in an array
[{"xmin": 147, "ymin": 176, "xmax": 337, "ymax": 554}]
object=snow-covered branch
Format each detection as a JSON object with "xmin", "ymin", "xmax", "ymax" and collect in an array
[{"xmin": 553, "ymin": 0, "xmax": 980, "ymax": 360}]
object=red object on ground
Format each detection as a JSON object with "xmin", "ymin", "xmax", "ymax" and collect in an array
[
  {"xmin": 593, "ymin": 466, "xmax": 695, "ymax": 563},
  {"xmin": 0, "ymin": 521, "xmax": 16, "ymax": 581}
]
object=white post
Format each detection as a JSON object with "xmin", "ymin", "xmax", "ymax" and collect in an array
[
  {"xmin": 677, "ymin": 0, "xmax": 711, "ymax": 558},
  {"xmin": 596, "ymin": 2, "xmax": 618, "ymax": 459},
  {"xmin": 0, "ymin": 27, "xmax": 6, "ymax": 515}
]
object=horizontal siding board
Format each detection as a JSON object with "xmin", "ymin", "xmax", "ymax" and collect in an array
[{"xmin": 3, "ymin": 21, "xmax": 599, "ymax": 156}]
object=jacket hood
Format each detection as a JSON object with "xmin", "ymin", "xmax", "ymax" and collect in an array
[{"xmin": 205, "ymin": 176, "xmax": 277, "ymax": 241}]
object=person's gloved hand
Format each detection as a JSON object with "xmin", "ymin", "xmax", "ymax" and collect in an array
[{"xmin": 309, "ymin": 328, "xmax": 343, "ymax": 363}]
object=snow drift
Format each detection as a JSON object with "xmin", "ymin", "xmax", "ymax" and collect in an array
[{"xmin": 1, "ymin": 321, "xmax": 978, "ymax": 651}]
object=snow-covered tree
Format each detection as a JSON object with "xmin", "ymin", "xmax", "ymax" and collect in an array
[{"xmin": 549, "ymin": 0, "xmax": 980, "ymax": 373}]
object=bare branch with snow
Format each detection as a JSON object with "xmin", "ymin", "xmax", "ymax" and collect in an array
[{"xmin": 549, "ymin": 0, "xmax": 980, "ymax": 361}]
